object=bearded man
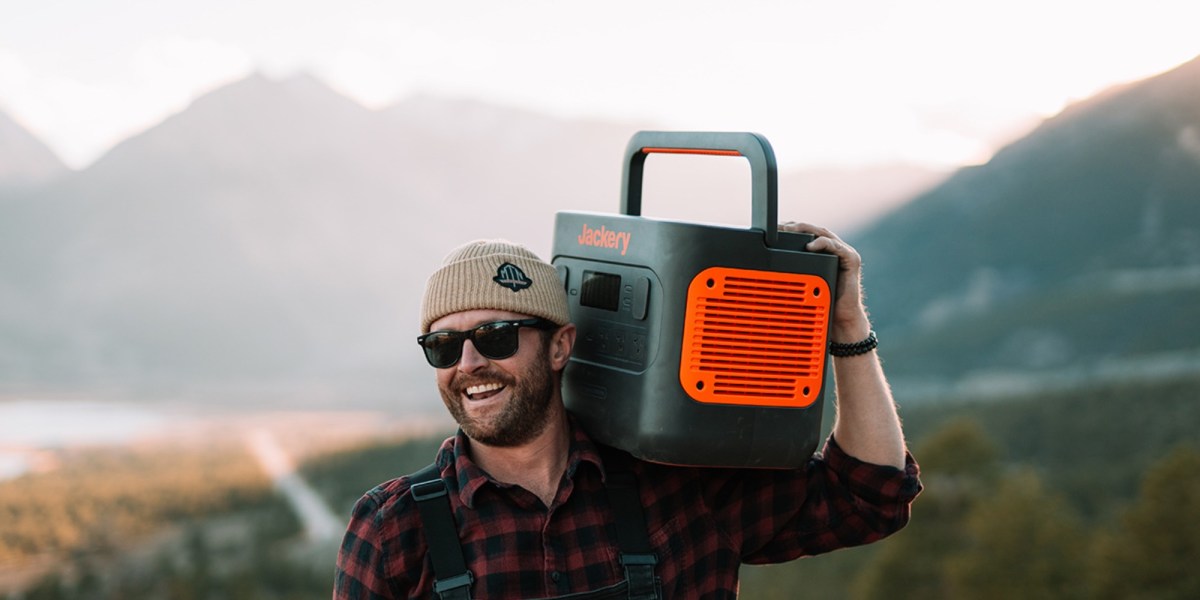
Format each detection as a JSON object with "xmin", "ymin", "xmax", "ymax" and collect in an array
[{"xmin": 334, "ymin": 225, "xmax": 921, "ymax": 599}]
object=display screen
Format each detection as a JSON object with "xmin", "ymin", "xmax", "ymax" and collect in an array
[{"xmin": 581, "ymin": 271, "xmax": 621, "ymax": 311}]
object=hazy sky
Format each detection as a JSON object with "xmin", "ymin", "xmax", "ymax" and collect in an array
[{"xmin": 1, "ymin": 0, "xmax": 1197, "ymax": 169}]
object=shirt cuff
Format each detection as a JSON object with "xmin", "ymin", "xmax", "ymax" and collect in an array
[{"xmin": 821, "ymin": 435, "xmax": 923, "ymax": 504}]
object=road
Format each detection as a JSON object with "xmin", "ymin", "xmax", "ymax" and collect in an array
[{"xmin": 246, "ymin": 428, "xmax": 343, "ymax": 543}]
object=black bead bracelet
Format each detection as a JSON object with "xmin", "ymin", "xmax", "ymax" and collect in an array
[{"xmin": 829, "ymin": 330, "xmax": 878, "ymax": 357}]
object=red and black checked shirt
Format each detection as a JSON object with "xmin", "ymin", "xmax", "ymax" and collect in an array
[{"xmin": 334, "ymin": 417, "xmax": 921, "ymax": 599}]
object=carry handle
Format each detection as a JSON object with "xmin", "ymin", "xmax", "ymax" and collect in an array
[{"xmin": 620, "ymin": 131, "xmax": 780, "ymax": 247}]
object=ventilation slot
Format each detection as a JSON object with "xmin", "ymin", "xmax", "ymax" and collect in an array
[{"xmin": 680, "ymin": 268, "xmax": 830, "ymax": 408}]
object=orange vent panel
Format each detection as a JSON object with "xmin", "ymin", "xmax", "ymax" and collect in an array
[{"xmin": 679, "ymin": 267, "xmax": 831, "ymax": 408}]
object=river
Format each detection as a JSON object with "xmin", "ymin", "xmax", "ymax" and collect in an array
[{"xmin": 0, "ymin": 399, "xmax": 176, "ymax": 480}]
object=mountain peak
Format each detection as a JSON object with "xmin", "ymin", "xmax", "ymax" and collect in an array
[
  {"xmin": 84, "ymin": 71, "xmax": 374, "ymax": 173},
  {"xmin": 1034, "ymin": 52, "xmax": 1200, "ymax": 137},
  {"xmin": 187, "ymin": 70, "xmax": 368, "ymax": 115}
]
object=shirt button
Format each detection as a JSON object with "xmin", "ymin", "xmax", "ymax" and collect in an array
[{"xmin": 551, "ymin": 571, "xmax": 561, "ymax": 582}]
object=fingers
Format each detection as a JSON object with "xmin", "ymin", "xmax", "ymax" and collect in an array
[
  {"xmin": 780, "ymin": 221, "xmax": 842, "ymax": 243},
  {"xmin": 780, "ymin": 222, "xmax": 859, "ymax": 267}
]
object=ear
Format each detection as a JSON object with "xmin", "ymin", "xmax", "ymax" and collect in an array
[{"xmin": 548, "ymin": 323, "xmax": 576, "ymax": 371}]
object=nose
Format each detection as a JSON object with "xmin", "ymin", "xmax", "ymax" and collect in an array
[{"xmin": 457, "ymin": 339, "xmax": 489, "ymax": 372}]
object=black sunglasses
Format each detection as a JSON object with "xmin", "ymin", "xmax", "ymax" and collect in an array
[{"xmin": 417, "ymin": 318, "xmax": 560, "ymax": 368}]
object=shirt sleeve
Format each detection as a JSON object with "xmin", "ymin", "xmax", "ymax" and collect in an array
[
  {"xmin": 333, "ymin": 489, "xmax": 401, "ymax": 600},
  {"xmin": 709, "ymin": 434, "xmax": 922, "ymax": 564}
]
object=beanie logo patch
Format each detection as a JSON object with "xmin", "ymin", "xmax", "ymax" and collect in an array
[{"xmin": 493, "ymin": 262, "xmax": 533, "ymax": 292}]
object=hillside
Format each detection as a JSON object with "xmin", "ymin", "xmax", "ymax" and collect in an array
[{"xmin": 854, "ymin": 54, "xmax": 1200, "ymax": 395}]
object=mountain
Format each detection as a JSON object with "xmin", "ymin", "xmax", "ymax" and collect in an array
[
  {"xmin": 0, "ymin": 72, "xmax": 943, "ymax": 407},
  {"xmin": 0, "ymin": 110, "xmax": 68, "ymax": 186},
  {"xmin": 853, "ymin": 54, "xmax": 1200, "ymax": 397},
  {"xmin": 0, "ymin": 74, "xmax": 639, "ymax": 406}
]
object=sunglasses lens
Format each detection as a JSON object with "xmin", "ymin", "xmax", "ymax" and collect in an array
[
  {"xmin": 422, "ymin": 332, "xmax": 465, "ymax": 369},
  {"xmin": 473, "ymin": 322, "xmax": 521, "ymax": 360}
]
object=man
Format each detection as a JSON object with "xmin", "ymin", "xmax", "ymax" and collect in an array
[{"xmin": 334, "ymin": 223, "xmax": 921, "ymax": 599}]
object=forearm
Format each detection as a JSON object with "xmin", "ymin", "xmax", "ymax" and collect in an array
[
  {"xmin": 828, "ymin": 312, "xmax": 906, "ymax": 469},
  {"xmin": 780, "ymin": 221, "xmax": 908, "ymax": 469}
]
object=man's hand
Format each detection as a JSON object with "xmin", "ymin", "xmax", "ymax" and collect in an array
[{"xmin": 779, "ymin": 222, "xmax": 871, "ymax": 344}]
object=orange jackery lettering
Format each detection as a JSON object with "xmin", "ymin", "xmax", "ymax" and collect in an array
[{"xmin": 577, "ymin": 223, "xmax": 632, "ymax": 256}]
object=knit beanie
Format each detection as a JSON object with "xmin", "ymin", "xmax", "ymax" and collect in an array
[{"xmin": 420, "ymin": 239, "xmax": 571, "ymax": 333}]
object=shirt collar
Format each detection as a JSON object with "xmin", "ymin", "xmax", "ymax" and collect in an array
[{"xmin": 444, "ymin": 414, "xmax": 605, "ymax": 509}]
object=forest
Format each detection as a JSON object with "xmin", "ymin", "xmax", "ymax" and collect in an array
[
  {"xmin": 0, "ymin": 440, "xmax": 329, "ymax": 599},
  {"xmin": 2, "ymin": 372, "xmax": 1198, "ymax": 598}
]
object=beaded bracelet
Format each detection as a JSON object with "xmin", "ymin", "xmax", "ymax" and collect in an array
[{"xmin": 829, "ymin": 330, "xmax": 878, "ymax": 357}]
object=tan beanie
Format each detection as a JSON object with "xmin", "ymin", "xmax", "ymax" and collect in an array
[{"xmin": 420, "ymin": 239, "xmax": 571, "ymax": 333}]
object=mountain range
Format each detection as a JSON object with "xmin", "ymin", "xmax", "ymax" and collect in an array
[
  {"xmin": 4, "ymin": 55, "xmax": 1198, "ymax": 409},
  {"xmin": 0, "ymin": 73, "xmax": 943, "ymax": 409},
  {"xmin": 855, "ymin": 54, "xmax": 1200, "ymax": 400}
]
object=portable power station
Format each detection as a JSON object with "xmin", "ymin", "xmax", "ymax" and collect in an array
[{"xmin": 552, "ymin": 131, "xmax": 839, "ymax": 469}]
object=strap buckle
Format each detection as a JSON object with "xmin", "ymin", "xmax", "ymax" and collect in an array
[
  {"xmin": 620, "ymin": 553, "xmax": 658, "ymax": 567},
  {"xmin": 411, "ymin": 480, "xmax": 448, "ymax": 502},
  {"xmin": 433, "ymin": 571, "xmax": 475, "ymax": 594}
]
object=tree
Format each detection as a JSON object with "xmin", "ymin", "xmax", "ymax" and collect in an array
[
  {"xmin": 946, "ymin": 470, "xmax": 1089, "ymax": 599},
  {"xmin": 1092, "ymin": 445, "xmax": 1200, "ymax": 599},
  {"xmin": 852, "ymin": 418, "xmax": 1001, "ymax": 599}
]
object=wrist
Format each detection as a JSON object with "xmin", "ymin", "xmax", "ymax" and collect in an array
[
  {"xmin": 829, "ymin": 330, "xmax": 878, "ymax": 357},
  {"xmin": 830, "ymin": 307, "xmax": 871, "ymax": 344}
]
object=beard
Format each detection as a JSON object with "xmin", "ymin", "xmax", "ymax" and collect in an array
[{"xmin": 439, "ymin": 353, "xmax": 557, "ymax": 448}]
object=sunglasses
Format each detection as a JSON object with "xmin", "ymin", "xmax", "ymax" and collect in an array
[{"xmin": 417, "ymin": 318, "xmax": 560, "ymax": 368}]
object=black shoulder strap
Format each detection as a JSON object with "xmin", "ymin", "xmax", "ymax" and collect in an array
[
  {"xmin": 600, "ymin": 448, "xmax": 662, "ymax": 600},
  {"xmin": 409, "ymin": 464, "xmax": 473, "ymax": 600}
]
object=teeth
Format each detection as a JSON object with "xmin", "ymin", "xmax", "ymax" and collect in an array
[{"xmin": 466, "ymin": 382, "xmax": 504, "ymax": 396}]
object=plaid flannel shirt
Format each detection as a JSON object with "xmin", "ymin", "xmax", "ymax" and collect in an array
[{"xmin": 334, "ymin": 417, "xmax": 921, "ymax": 599}]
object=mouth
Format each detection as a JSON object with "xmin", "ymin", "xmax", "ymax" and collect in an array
[{"xmin": 465, "ymin": 382, "xmax": 506, "ymax": 401}]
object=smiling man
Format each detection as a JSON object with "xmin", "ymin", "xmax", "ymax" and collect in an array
[{"xmin": 334, "ymin": 230, "xmax": 921, "ymax": 599}]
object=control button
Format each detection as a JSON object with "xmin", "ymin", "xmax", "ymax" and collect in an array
[{"xmin": 632, "ymin": 276, "xmax": 651, "ymax": 320}]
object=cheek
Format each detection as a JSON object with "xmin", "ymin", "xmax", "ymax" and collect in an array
[{"xmin": 435, "ymin": 369, "xmax": 456, "ymax": 393}]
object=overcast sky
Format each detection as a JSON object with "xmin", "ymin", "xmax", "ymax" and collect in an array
[{"xmin": 1, "ymin": 0, "xmax": 1197, "ymax": 169}]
